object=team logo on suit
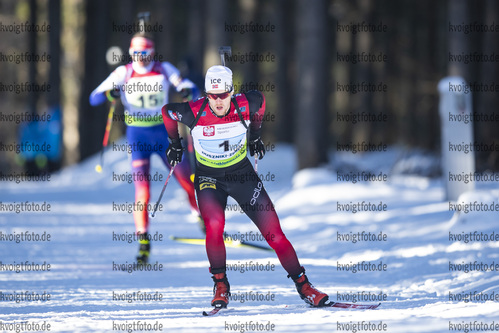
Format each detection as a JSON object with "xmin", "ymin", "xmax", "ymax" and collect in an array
[
  {"xmin": 203, "ymin": 126, "xmax": 215, "ymax": 136},
  {"xmin": 199, "ymin": 176, "xmax": 217, "ymax": 190}
]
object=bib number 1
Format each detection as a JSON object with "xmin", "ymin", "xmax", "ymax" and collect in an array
[{"xmin": 218, "ymin": 140, "xmax": 229, "ymax": 152}]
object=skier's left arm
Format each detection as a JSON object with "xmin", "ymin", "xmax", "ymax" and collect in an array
[
  {"xmin": 245, "ymin": 90, "xmax": 266, "ymax": 159},
  {"xmin": 161, "ymin": 62, "xmax": 200, "ymax": 101}
]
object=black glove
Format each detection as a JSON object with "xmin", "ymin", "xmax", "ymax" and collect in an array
[
  {"xmin": 180, "ymin": 88, "xmax": 193, "ymax": 101},
  {"xmin": 249, "ymin": 137, "xmax": 265, "ymax": 160},
  {"xmin": 106, "ymin": 89, "xmax": 120, "ymax": 101},
  {"xmin": 110, "ymin": 89, "xmax": 120, "ymax": 98},
  {"xmin": 166, "ymin": 137, "xmax": 184, "ymax": 166}
]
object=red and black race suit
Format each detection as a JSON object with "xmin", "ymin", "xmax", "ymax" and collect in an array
[{"xmin": 162, "ymin": 91, "xmax": 302, "ymax": 275}]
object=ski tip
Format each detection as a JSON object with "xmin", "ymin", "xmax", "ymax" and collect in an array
[
  {"xmin": 364, "ymin": 302, "xmax": 381, "ymax": 309},
  {"xmin": 95, "ymin": 164, "xmax": 103, "ymax": 173},
  {"xmin": 327, "ymin": 301, "xmax": 382, "ymax": 310},
  {"xmin": 202, "ymin": 304, "xmax": 226, "ymax": 316}
]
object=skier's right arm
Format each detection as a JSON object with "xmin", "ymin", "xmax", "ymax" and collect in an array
[
  {"xmin": 161, "ymin": 102, "xmax": 195, "ymax": 166},
  {"xmin": 161, "ymin": 102, "xmax": 194, "ymax": 140},
  {"xmin": 89, "ymin": 66, "xmax": 126, "ymax": 106}
]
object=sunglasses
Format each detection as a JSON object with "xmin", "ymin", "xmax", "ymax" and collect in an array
[
  {"xmin": 133, "ymin": 51, "xmax": 150, "ymax": 56},
  {"xmin": 207, "ymin": 92, "xmax": 231, "ymax": 100},
  {"xmin": 130, "ymin": 49, "xmax": 153, "ymax": 60}
]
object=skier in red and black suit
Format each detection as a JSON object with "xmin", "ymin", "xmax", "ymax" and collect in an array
[{"xmin": 161, "ymin": 65, "xmax": 329, "ymax": 308}]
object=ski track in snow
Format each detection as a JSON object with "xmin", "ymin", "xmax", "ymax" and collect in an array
[{"xmin": 1, "ymin": 142, "xmax": 498, "ymax": 332}]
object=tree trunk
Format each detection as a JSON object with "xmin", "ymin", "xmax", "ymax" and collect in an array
[
  {"xmin": 203, "ymin": 0, "xmax": 228, "ymax": 72},
  {"xmin": 274, "ymin": 0, "xmax": 294, "ymax": 143},
  {"xmin": 332, "ymin": 0, "xmax": 353, "ymax": 146},
  {"xmin": 61, "ymin": 0, "xmax": 86, "ymax": 166},
  {"xmin": 477, "ymin": 0, "xmax": 499, "ymax": 170},
  {"xmin": 188, "ymin": 0, "xmax": 205, "ymax": 76},
  {"xmin": 28, "ymin": 0, "xmax": 38, "ymax": 117},
  {"xmin": 351, "ymin": 0, "xmax": 373, "ymax": 144},
  {"xmin": 155, "ymin": 0, "xmax": 174, "ymax": 62},
  {"xmin": 294, "ymin": 0, "xmax": 328, "ymax": 169},
  {"xmin": 48, "ymin": 0, "xmax": 61, "ymax": 110},
  {"xmin": 78, "ymin": 0, "xmax": 110, "ymax": 161},
  {"xmin": 237, "ymin": 0, "xmax": 258, "ymax": 85},
  {"xmin": 448, "ymin": 0, "xmax": 470, "ymax": 80}
]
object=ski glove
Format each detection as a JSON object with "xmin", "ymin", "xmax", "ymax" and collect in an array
[
  {"xmin": 249, "ymin": 137, "xmax": 265, "ymax": 160},
  {"xmin": 181, "ymin": 88, "xmax": 193, "ymax": 101},
  {"xmin": 166, "ymin": 137, "xmax": 183, "ymax": 166},
  {"xmin": 105, "ymin": 89, "xmax": 120, "ymax": 102}
]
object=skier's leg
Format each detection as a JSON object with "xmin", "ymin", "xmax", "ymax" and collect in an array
[
  {"xmin": 229, "ymin": 162, "xmax": 302, "ymax": 276},
  {"xmin": 131, "ymin": 158, "xmax": 151, "ymax": 234},
  {"xmin": 238, "ymin": 188, "xmax": 303, "ymax": 275},
  {"xmin": 195, "ymin": 174, "xmax": 230, "ymax": 307},
  {"xmin": 195, "ymin": 175, "xmax": 228, "ymax": 269},
  {"xmin": 127, "ymin": 126, "xmax": 153, "ymax": 234},
  {"xmin": 229, "ymin": 161, "xmax": 329, "ymax": 306},
  {"xmin": 127, "ymin": 126, "xmax": 153, "ymax": 263}
]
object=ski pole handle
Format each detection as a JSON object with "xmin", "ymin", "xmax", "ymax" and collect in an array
[{"xmin": 150, "ymin": 165, "xmax": 176, "ymax": 218}]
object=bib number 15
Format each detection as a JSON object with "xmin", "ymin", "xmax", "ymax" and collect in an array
[
  {"xmin": 129, "ymin": 92, "xmax": 164, "ymax": 109},
  {"xmin": 137, "ymin": 93, "xmax": 162, "ymax": 108}
]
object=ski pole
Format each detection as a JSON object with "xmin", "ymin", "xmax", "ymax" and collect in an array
[
  {"xmin": 254, "ymin": 155, "xmax": 258, "ymax": 173},
  {"xmin": 149, "ymin": 165, "xmax": 176, "ymax": 218},
  {"xmin": 185, "ymin": 127, "xmax": 196, "ymax": 183},
  {"xmin": 95, "ymin": 99, "xmax": 116, "ymax": 173}
]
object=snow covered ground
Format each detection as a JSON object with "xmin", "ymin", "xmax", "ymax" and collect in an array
[{"xmin": 1, "ymin": 142, "xmax": 499, "ymax": 333}]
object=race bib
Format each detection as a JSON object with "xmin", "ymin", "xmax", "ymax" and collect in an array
[{"xmin": 191, "ymin": 121, "xmax": 249, "ymax": 168}]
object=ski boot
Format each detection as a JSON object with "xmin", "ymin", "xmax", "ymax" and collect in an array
[
  {"xmin": 289, "ymin": 267, "xmax": 329, "ymax": 307},
  {"xmin": 210, "ymin": 268, "xmax": 230, "ymax": 308},
  {"xmin": 136, "ymin": 232, "xmax": 150, "ymax": 264}
]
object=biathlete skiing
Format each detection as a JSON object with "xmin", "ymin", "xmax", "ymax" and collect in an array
[
  {"xmin": 161, "ymin": 65, "xmax": 329, "ymax": 309},
  {"xmin": 89, "ymin": 32, "xmax": 202, "ymax": 263}
]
